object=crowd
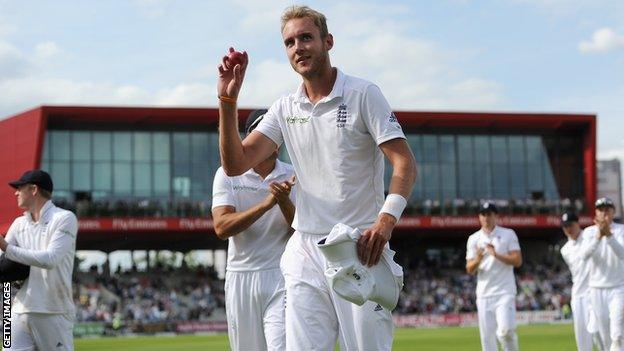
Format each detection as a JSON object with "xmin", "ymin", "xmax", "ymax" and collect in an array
[
  {"xmin": 396, "ymin": 256, "xmax": 571, "ymax": 315},
  {"xmin": 74, "ymin": 265, "xmax": 224, "ymax": 326},
  {"xmin": 72, "ymin": 257, "xmax": 572, "ymax": 326}
]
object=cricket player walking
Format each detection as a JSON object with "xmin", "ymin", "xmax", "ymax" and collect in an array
[
  {"xmin": 212, "ymin": 109, "xmax": 296, "ymax": 351},
  {"xmin": 215, "ymin": 5, "xmax": 417, "ymax": 350},
  {"xmin": 0, "ymin": 170, "xmax": 77, "ymax": 351},
  {"xmin": 580, "ymin": 198, "xmax": 624, "ymax": 351},
  {"xmin": 466, "ymin": 202, "xmax": 522, "ymax": 351},
  {"xmin": 560, "ymin": 211, "xmax": 604, "ymax": 351}
]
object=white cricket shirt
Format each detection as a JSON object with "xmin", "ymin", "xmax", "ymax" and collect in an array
[
  {"xmin": 581, "ymin": 222, "xmax": 624, "ymax": 288},
  {"xmin": 255, "ymin": 69, "xmax": 406, "ymax": 234},
  {"xmin": 560, "ymin": 232, "xmax": 591, "ymax": 298},
  {"xmin": 3, "ymin": 200, "xmax": 77, "ymax": 315},
  {"xmin": 466, "ymin": 226, "xmax": 521, "ymax": 298},
  {"xmin": 212, "ymin": 160, "xmax": 295, "ymax": 271}
]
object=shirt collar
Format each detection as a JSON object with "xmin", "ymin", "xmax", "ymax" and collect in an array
[
  {"xmin": 245, "ymin": 159, "xmax": 288, "ymax": 182},
  {"xmin": 481, "ymin": 225, "xmax": 498, "ymax": 237},
  {"xmin": 294, "ymin": 68, "xmax": 346, "ymax": 104},
  {"xmin": 25, "ymin": 200, "xmax": 54, "ymax": 224}
]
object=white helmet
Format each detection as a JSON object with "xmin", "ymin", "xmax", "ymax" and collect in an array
[{"xmin": 317, "ymin": 223, "xmax": 404, "ymax": 310}]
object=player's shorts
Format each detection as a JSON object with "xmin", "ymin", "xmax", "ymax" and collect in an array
[
  {"xmin": 280, "ymin": 230, "xmax": 394, "ymax": 351},
  {"xmin": 225, "ymin": 268, "xmax": 285, "ymax": 351},
  {"xmin": 4, "ymin": 310, "xmax": 74, "ymax": 351}
]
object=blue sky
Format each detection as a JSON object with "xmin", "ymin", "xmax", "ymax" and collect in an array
[
  {"xmin": 1, "ymin": 0, "xmax": 622, "ymax": 156},
  {"xmin": 1, "ymin": 0, "xmax": 623, "ymax": 270}
]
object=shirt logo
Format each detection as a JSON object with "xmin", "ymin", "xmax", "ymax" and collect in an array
[
  {"xmin": 232, "ymin": 185, "xmax": 259, "ymax": 192},
  {"xmin": 286, "ymin": 116, "xmax": 310, "ymax": 124},
  {"xmin": 336, "ymin": 104, "xmax": 348, "ymax": 128},
  {"xmin": 389, "ymin": 112, "xmax": 402, "ymax": 129}
]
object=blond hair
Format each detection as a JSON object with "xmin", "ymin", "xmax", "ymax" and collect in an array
[{"xmin": 281, "ymin": 5, "xmax": 328, "ymax": 38}]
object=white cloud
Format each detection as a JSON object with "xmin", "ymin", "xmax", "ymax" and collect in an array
[
  {"xmin": 34, "ymin": 41, "xmax": 60, "ymax": 60},
  {"xmin": 329, "ymin": 4, "xmax": 503, "ymax": 110},
  {"xmin": 579, "ymin": 27, "xmax": 624, "ymax": 53},
  {"xmin": 0, "ymin": 41, "xmax": 29, "ymax": 80}
]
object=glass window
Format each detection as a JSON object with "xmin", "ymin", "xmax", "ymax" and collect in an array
[
  {"xmin": 191, "ymin": 133, "xmax": 209, "ymax": 162},
  {"xmin": 457, "ymin": 136, "xmax": 474, "ymax": 198},
  {"xmin": 50, "ymin": 131, "xmax": 70, "ymax": 161},
  {"xmin": 526, "ymin": 136, "xmax": 544, "ymax": 192},
  {"xmin": 72, "ymin": 132, "xmax": 91, "ymax": 161},
  {"xmin": 439, "ymin": 136, "xmax": 456, "ymax": 200},
  {"xmin": 191, "ymin": 163, "xmax": 210, "ymax": 192},
  {"xmin": 173, "ymin": 133, "xmax": 191, "ymax": 163},
  {"xmin": 154, "ymin": 162, "xmax": 170, "ymax": 196},
  {"xmin": 508, "ymin": 136, "xmax": 526, "ymax": 198},
  {"xmin": 94, "ymin": 162, "xmax": 112, "ymax": 191},
  {"xmin": 133, "ymin": 132, "xmax": 151, "ymax": 162},
  {"xmin": 153, "ymin": 133, "xmax": 170, "ymax": 162},
  {"xmin": 134, "ymin": 162, "xmax": 152, "ymax": 196},
  {"xmin": 173, "ymin": 176, "xmax": 191, "ymax": 198},
  {"xmin": 72, "ymin": 162, "xmax": 91, "ymax": 191},
  {"xmin": 51, "ymin": 161, "xmax": 70, "ymax": 190},
  {"xmin": 474, "ymin": 136, "xmax": 490, "ymax": 164},
  {"xmin": 113, "ymin": 162, "xmax": 132, "ymax": 195},
  {"xmin": 113, "ymin": 132, "xmax": 132, "ymax": 161},
  {"xmin": 93, "ymin": 132, "xmax": 112, "ymax": 161}
]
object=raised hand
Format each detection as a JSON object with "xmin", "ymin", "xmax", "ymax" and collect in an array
[{"xmin": 217, "ymin": 47, "xmax": 249, "ymax": 100}]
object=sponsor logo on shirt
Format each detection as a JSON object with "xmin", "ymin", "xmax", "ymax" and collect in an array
[
  {"xmin": 232, "ymin": 185, "xmax": 259, "ymax": 192},
  {"xmin": 336, "ymin": 104, "xmax": 348, "ymax": 128},
  {"xmin": 285, "ymin": 116, "xmax": 310, "ymax": 124}
]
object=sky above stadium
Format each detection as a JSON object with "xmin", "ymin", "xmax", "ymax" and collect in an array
[{"xmin": 0, "ymin": 0, "xmax": 623, "ymax": 157}]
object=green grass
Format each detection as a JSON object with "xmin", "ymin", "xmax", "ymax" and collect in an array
[{"xmin": 71, "ymin": 324, "xmax": 576, "ymax": 350}]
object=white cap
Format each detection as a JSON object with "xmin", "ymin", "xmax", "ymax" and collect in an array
[{"xmin": 317, "ymin": 223, "xmax": 404, "ymax": 310}]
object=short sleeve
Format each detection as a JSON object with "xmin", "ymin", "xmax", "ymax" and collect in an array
[
  {"xmin": 211, "ymin": 168, "xmax": 236, "ymax": 210},
  {"xmin": 507, "ymin": 231, "xmax": 521, "ymax": 252},
  {"xmin": 466, "ymin": 236, "xmax": 477, "ymax": 260},
  {"xmin": 254, "ymin": 100, "xmax": 283, "ymax": 147},
  {"xmin": 361, "ymin": 84, "xmax": 406, "ymax": 145}
]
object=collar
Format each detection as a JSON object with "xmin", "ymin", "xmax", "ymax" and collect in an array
[
  {"xmin": 245, "ymin": 159, "xmax": 288, "ymax": 182},
  {"xmin": 294, "ymin": 68, "xmax": 346, "ymax": 105},
  {"xmin": 480, "ymin": 225, "xmax": 498, "ymax": 237},
  {"xmin": 25, "ymin": 200, "xmax": 54, "ymax": 224}
]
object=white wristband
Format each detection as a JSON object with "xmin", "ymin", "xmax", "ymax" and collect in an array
[{"xmin": 379, "ymin": 194, "xmax": 407, "ymax": 221}]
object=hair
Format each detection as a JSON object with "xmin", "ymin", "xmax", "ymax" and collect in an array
[
  {"xmin": 281, "ymin": 5, "xmax": 328, "ymax": 38},
  {"xmin": 37, "ymin": 186, "xmax": 52, "ymax": 199}
]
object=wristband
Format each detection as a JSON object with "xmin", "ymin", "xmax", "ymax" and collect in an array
[
  {"xmin": 379, "ymin": 194, "xmax": 407, "ymax": 221},
  {"xmin": 219, "ymin": 95, "xmax": 237, "ymax": 104}
]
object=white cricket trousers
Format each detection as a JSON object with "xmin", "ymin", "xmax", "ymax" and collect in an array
[
  {"xmin": 4, "ymin": 311, "xmax": 74, "ymax": 351},
  {"xmin": 591, "ymin": 286, "xmax": 624, "ymax": 351},
  {"xmin": 571, "ymin": 293, "xmax": 604, "ymax": 351},
  {"xmin": 225, "ymin": 268, "xmax": 286, "ymax": 351},
  {"xmin": 280, "ymin": 231, "xmax": 394, "ymax": 351},
  {"xmin": 476, "ymin": 294, "xmax": 519, "ymax": 351}
]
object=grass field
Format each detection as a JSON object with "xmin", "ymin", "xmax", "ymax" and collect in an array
[{"xmin": 72, "ymin": 323, "xmax": 578, "ymax": 351}]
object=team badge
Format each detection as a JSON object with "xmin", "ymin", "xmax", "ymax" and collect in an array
[{"xmin": 336, "ymin": 104, "xmax": 348, "ymax": 128}]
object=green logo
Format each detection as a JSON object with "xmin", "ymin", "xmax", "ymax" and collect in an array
[
  {"xmin": 286, "ymin": 116, "xmax": 310, "ymax": 124},
  {"xmin": 233, "ymin": 185, "xmax": 259, "ymax": 192}
]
